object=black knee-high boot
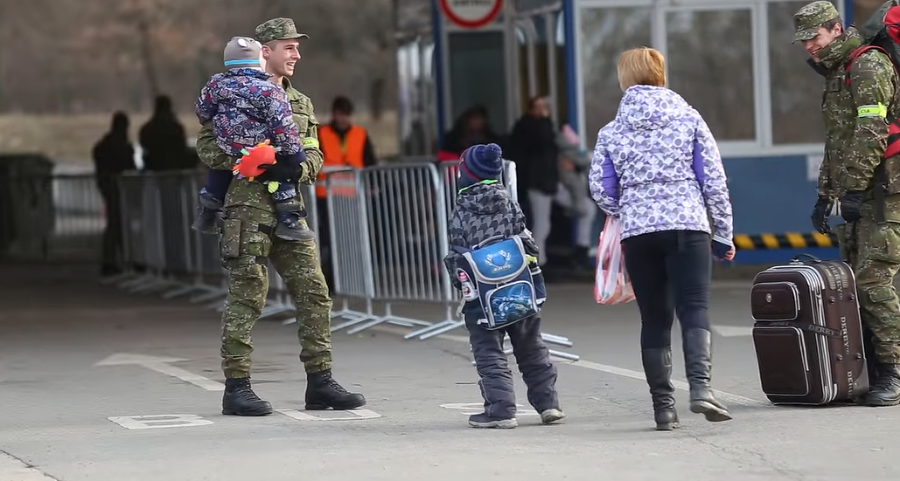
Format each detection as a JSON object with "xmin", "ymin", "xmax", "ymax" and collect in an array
[
  {"xmin": 641, "ymin": 348, "xmax": 680, "ymax": 430},
  {"xmin": 682, "ymin": 328, "xmax": 732, "ymax": 422}
]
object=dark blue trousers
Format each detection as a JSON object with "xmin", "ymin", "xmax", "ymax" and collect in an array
[
  {"xmin": 465, "ymin": 313, "xmax": 559, "ymax": 419},
  {"xmin": 621, "ymin": 229, "xmax": 712, "ymax": 350}
]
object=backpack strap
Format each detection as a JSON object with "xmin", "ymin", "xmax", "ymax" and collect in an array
[{"xmin": 845, "ymin": 45, "xmax": 889, "ymax": 85}]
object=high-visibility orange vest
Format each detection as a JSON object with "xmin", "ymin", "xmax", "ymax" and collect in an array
[{"xmin": 317, "ymin": 124, "xmax": 367, "ymax": 198}]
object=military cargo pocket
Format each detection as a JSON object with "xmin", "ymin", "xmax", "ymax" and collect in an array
[
  {"xmin": 241, "ymin": 224, "xmax": 272, "ymax": 258},
  {"xmin": 867, "ymin": 285, "xmax": 896, "ymax": 304},
  {"xmin": 221, "ymin": 218, "xmax": 242, "ymax": 260},
  {"xmin": 866, "ymin": 222, "xmax": 900, "ymax": 264}
]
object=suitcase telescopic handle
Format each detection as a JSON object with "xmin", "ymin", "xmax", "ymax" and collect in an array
[{"xmin": 792, "ymin": 253, "xmax": 822, "ymax": 263}]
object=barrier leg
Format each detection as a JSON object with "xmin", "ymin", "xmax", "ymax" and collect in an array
[
  {"xmin": 326, "ymin": 298, "xmax": 379, "ymax": 331},
  {"xmin": 541, "ymin": 334, "xmax": 574, "ymax": 348},
  {"xmin": 378, "ymin": 302, "xmax": 436, "ymax": 329},
  {"xmin": 161, "ymin": 283, "xmax": 201, "ymax": 300},
  {"xmin": 404, "ymin": 304, "xmax": 458, "ymax": 339},
  {"xmin": 190, "ymin": 288, "xmax": 227, "ymax": 304},
  {"xmin": 101, "ymin": 271, "xmax": 135, "ymax": 285},
  {"xmin": 259, "ymin": 299, "xmax": 294, "ymax": 320}
]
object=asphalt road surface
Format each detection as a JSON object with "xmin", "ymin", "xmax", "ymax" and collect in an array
[{"xmin": 1, "ymin": 264, "xmax": 899, "ymax": 481}]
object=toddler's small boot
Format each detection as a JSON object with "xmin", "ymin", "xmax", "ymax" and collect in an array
[
  {"xmin": 274, "ymin": 200, "xmax": 315, "ymax": 241},
  {"xmin": 192, "ymin": 188, "xmax": 223, "ymax": 235}
]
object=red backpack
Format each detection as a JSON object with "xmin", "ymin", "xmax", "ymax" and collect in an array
[{"xmin": 846, "ymin": 0, "xmax": 900, "ymax": 157}]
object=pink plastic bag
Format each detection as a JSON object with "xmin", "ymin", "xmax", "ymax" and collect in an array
[{"xmin": 594, "ymin": 216, "xmax": 636, "ymax": 305}]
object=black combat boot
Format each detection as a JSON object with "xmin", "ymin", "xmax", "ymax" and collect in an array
[
  {"xmin": 641, "ymin": 348, "xmax": 680, "ymax": 431},
  {"xmin": 305, "ymin": 370, "xmax": 367, "ymax": 410},
  {"xmin": 682, "ymin": 329, "xmax": 732, "ymax": 422},
  {"xmin": 865, "ymin": 363, "xmax": 900, "ymax": 406},
  {"xmin": 222, "ymin": 377, "xmax": 273, "ymax": 416}
]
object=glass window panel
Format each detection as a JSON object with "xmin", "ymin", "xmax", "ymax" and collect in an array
[
  {"xmin": 666, "ymin": 9, "xmax": 756, "ymax": 141},
  {"xmin": 448, "ymin": 31, "xmax": 509, "ymax": 132},
  {"xmin": 517, "ymin": 26, "xmax": 532, "ymax": 117},
  {"xmin": 555, "ymin": 12, "xmax": 568, "ymax": 126},
  {"xmin": 578, "ymin": 7, "xmax": 652, "ymax": 140},
  {"xmin": 533, "ymin": 15, "xmax": 551, "ymax": 102},
  {"xmin": 768, "ymin": 1, "xmax": 839, "ymax": 144}
]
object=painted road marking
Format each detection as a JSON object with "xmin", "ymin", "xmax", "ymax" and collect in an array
[
  {"xmin": 370, "ymin": 324, "xmax": 770, "ymax": 407},
  {"xmin": 0, "ymin": 451, "xmax": 59, "ymax": 480},
  {"xmin": 107, "ymin": 414, "xmax": 214, "ymax": 430},
  {"xmin": 570, "ymin": 359, "xmax": 768, "ymax": 407},
  {"xmin": 277, "ymin": 409, "xmax": 382, "ymax": 421},
  {"xmin": 440, "ymin": 402, "xmax": 539, "ymax": 416},
  {"xmin": 95, "ymin": 353, "xmax": 223, "ymax": 391}
]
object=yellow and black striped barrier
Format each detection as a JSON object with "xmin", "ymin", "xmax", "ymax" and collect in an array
[{"xmin": 733, "ymin": 232, "xmax": 838, "ymax": 250}]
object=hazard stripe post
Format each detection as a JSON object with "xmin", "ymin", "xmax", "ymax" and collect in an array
[{"xmin": 732, "ymin": 232, "xmax": 838, "ymax": 250}]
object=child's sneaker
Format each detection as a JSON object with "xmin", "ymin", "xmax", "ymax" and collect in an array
[
  {"xmin": 540, "ymin": 408, "xmax": 566, "ymax": 425},
  {"xmin": 191, "ymin": 189, "xmax": 223, "ymax": 235},
  {"xmin": 467, "ymin": 412, "xmax": 517, "ymax": 429}
]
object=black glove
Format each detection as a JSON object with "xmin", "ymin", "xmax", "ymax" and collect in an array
[
  {"xmin": 255, "ymin": 161, "xmax": 306, "ymax": 184},
  {"xmin": 840, "ymin": 190, "xmax": 865, "ymax": 223},
  {"xmin": 811, "ymin": 197, "xmax": 833, "ymax": 234}
]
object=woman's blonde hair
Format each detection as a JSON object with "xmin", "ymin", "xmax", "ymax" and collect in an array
[{"xmin": 617, "ymin": 47, "xmax": 666, "ymax": 91}]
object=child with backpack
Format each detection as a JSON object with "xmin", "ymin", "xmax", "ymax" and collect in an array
[{"xmin": 443, "ymin": 143, "xmax": 565, "ymax": 429}]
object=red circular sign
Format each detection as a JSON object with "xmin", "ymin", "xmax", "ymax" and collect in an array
[{"xmin": 438, "ymin": 0, "xmax": 504, "ymax": 29}]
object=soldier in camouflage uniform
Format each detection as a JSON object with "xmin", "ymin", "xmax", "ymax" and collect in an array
[
  {"xmin": 796, "ymin": 1, "xmax": 900, "ymax": 406},
  {"xmin": 195, "ymin": 18, "xmax": 366, "ymax": 416}
]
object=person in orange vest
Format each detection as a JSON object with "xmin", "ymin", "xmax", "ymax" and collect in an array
[
  {"xmin": 317, "ymin": 96, "xmax": 377, "ymax": 288},
  {"xmin": 316, "ymin": 96, "xmax": 377, "ymax": 198}
]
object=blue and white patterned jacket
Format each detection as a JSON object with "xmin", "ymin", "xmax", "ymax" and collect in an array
[
  {"xmin": 195, "ymin": 67, "xmax": 300, "ymax": 159},
  {"xmin": 588, "ymin": 85, "xmax": 734, "ymax": 244}
]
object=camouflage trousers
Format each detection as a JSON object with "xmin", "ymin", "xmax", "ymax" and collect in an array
[
  {"xmin": 835, "ymin": 206, "xmax": 900, "ymax": 364},
  {"xmin": 219, "ymin": 205, "xmax": 333, "ymax": 379}
]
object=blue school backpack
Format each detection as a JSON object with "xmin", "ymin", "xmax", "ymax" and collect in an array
[{"xmin": 454, "ymin": 235, "xmax": 547, "ymax": 330}]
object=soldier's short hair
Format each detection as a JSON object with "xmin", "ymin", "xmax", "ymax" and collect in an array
[
  {"xmin": 617, "ymin": 47, "xmax": 666, "ymax": 91},
  {"xmin": 822, "ymin": 18, "xmax": 841, "ymax": 31}
]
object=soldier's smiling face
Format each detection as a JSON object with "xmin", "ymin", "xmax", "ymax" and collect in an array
[
  {"xmin": 802, "ymin": 24, "xmax": 843, "ymax": 59},
  {"xmin": 262, "ymin": 40, "xmax": 301, "ymax": 78}
]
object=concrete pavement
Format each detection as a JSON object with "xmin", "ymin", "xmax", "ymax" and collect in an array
[{"xmin": 1, "ymin": 264, "xmax": 899, "ymax": 481}]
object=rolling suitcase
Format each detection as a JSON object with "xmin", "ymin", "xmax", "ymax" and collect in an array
[{"xmin": 750, "ymin": 254, "xmax": 870, "ymax": 405}]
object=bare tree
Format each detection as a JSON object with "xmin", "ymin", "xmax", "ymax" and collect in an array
[{"xmin": 0, "ymin": 0, "xmax": 398, "ymax": 116}]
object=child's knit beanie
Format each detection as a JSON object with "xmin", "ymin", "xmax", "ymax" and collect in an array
[
  {"xmin": 460, "ymin": 143, "xmax": 503, "ymax": 185},
  {"xmin": 224, "ymin": 37, "xmax": 262, "ymax": 68}
]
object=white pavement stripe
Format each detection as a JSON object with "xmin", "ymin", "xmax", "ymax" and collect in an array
[
  {"xmin": 569, "ymin": 360, "xmax": 769, "ymax": 407},
  {"xmin": 370, "ymin": 324, "xmax": 770, "ymax": 408},
  {"xmin": 95, "ymin": 353, "xmax": 224, "ymax": 391},
  {"xmin": 0, "ymin": 451, "xmax": 59, "ymax": 481},
  {"xmin": 143, "ymin": 363, "xmax": 224, "ymax": 391}
]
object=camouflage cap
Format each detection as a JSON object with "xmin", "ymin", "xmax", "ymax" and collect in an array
[
  {"xmin": 254, "ymin": 18, "xmax": 309, "ymax": 44},
  {"xmin": 792, "ymin": 1, "xmax": 841, "ymax": 43}
]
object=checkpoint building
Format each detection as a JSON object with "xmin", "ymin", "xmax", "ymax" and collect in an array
[{"xmin": 393, "ymin": 0, "xmax": 884, "ymax": 264}]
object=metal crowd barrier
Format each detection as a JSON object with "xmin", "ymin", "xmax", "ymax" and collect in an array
[
  {"xmin": 2, "ymin": 173, "xmax": 106, "ymax": 262},
  {"xmin": 325, "ymin": 164, "xmax": 453, "ymax": 335},
  {"xmin": 406, "ymin": 160, "xmax": 576, "ymax": 360},
  {"xmin": 321, "ymin": 161, "xmax": 578, "ymax": 361},
  {"xmin": 92, "ymin": 161, "xmax": 577, "ymax": 362}
]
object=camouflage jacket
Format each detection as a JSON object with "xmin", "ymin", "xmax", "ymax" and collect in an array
[
  {"xmin": 195, "ymin": 67, "xmax": 300, "ymax": 158},
  {"xmin": 196, "ymin": 77, "xmax": 322, "ymax": 211},
  {"xmin": 818, "ymin": 27, "xmax": 900, "ymax": 201}
]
